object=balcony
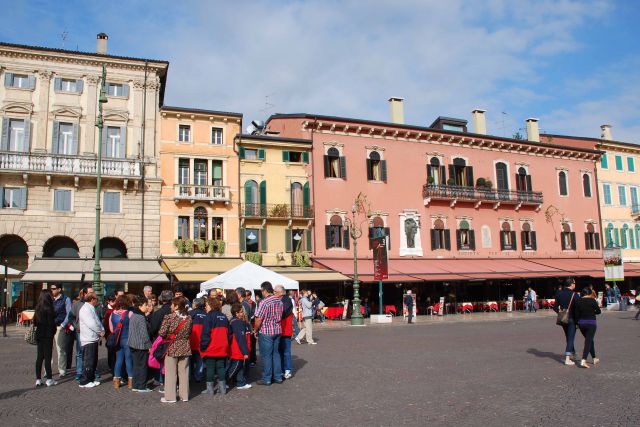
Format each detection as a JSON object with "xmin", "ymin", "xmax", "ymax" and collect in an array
[
  {"xmin": 0, "ymin": 151, "xmax": 140, "ymax": 178},
  {"xmin": 173, "ymin": 184, "xmax": 231, "ymax": 204},
  {"xmin": 422, "ymin": 184, "xmax": 543, "ymax": 210},
  {"xmin": 241, "ymin": 203, "xmax": 314, "ymax": 219}
]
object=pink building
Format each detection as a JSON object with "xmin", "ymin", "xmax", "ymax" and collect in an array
[{"xmin": 267, "ymin": 103, "xmax": 605, "ymax": 310}]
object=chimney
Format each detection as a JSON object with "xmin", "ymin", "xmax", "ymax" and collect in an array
[
  {"xmin": 600, "ymin": 124, "xmax": 612, "ymax": 140},
  {"xmin": 525, "ymin": 118, "xmax": 540, "ymax": 142},
  {"xmin": 96, "ymin": 33, "xmax": 108, "ymax": 55},
  {"xmin": 388, "ymin": 97, "xmax": 404, "ymax": 124},
  {"xmin": 471, "ymin": 109, "xmax": 487, "ymax": 135}
]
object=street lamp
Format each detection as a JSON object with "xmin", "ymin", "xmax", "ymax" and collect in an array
[
  {"xmin": 344, "ymin": 194, "xmax": 368, "ymax": 326},
  {"xmin": 93, "ymin": 64, "xmax": 108, "ymax": 302}
]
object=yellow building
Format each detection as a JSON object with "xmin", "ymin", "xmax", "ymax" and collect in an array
[
  {"xmin": 158, "ymin": 106, "xmax": 243, "ymax": 285},
  {"xmin": 236, "ymin": 133, "xmax": 313, "ymax": 266}
]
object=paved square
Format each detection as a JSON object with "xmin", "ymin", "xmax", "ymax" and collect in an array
[{"xmin": 0, "ymin": 311, "xmax": 638, "ymax": 426}]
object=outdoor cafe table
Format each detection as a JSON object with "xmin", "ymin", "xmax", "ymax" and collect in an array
[
  {"xmin": 18, "ymin": 310, "xmax": 35, "ymax": 325},
  {"xmin": 384, "ymin": 305, "xmax": 397, "ymax": 315},
  {"xmin": 324, "ymin": 305, "xmax": 365, "ymax": 320}
]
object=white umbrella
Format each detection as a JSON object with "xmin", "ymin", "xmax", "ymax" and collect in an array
[
  {"xmin": 200, "ymin": 261, "xmax": 299, "ymax": 292},
  {"xmin": 0, "ymin": 265, "xmax": 22, "ymax": 276}
]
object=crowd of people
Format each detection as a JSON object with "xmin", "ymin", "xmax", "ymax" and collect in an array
[{"xmin": 32, "ymin": 282, "xmax": 318, "ymax": 402}]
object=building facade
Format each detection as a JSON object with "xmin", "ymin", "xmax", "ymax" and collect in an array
[{"xmin": 0, "ymin": 36, "xmax": 169, "ymax": 307}]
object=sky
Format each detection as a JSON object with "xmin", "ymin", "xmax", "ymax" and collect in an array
[{"xmin": 1, "ymin": 0, "xmax": 639, "ymax": 142}]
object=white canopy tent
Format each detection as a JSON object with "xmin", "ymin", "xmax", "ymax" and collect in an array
[{"xmin": 200, "ymin": 261, "xmax": 299, "ymax": 292}]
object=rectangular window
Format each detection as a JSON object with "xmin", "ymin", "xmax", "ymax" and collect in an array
[
  {"xmin": 2, "ymin": 187, "xmax": 26, "ymax": 209},
  {"xmin": 212, "ymin": 217, "xmax": 224, "ymax": 240},
  {"xmin": 618, "ymin": 185, "xmax": 627, "ymax": 206},
  {"xmin": 561, "ymin": 232, "xmax": 576, "ymax": 250},
  {"xmin": 103, "ymin": 192, "xmax": 120, "ymax": 213},
  {"xmin": 178, "ymin": 125, "xmax": 191, "ymax": 142},
  {"xmin": 501, "ymin": 231, "xmax": 514, "ymax": 250},
  {"xmin": 628, "ymin": 157, "xmax": 635, "ymax": 172},
  {"xmin": 603, "ymin": 184, "xmax": 612, "ymax": 205},
  {"xmin": 631, "ymin": 187, "xmax": 639, "ymax": 208},
  {"xmin": 585, "ymin": 232, "xmax": 599, "ymax": 250},
  {"xmin": 211, "ymin": 127, "xmax": 223, "ymax": 145},
  {"xmin": 105, "ymin": 126, "xmax": 122, "ymax": 158},
  {"xmin": 245, "ymin": 228, "xmax": 260, "ymax": 252},
  {"xmin": 178, "ymin": 158, "xmax": 190, "ymax": 185},
  {"xmin": 11, "ymin": 74, "xmax": 29, "ymax": 88},
  {"xmin": 60, "ymin": 78, "xmax": 77, "ymax": 92},
  {"xmin": 57, "ymin": 122, "xmax": 74, "ymax": 155},
  {"xmin": 194, "ymin": 160, "xmax": 207, "ymax": 196},
  {"xmin": 178, "ymin": 216, "xmax": 189, "ymax": 240},
  {"xmin": 615, "ymin": 155, "xmax": 624, "ymax": 171},
  {"xmin": 442, "ymin": 124, "xmax": 464, "ymax": 132},
  {"xmin": 600, "ymin": 153, "xmax": 608, "ymax": 169},
  {"xmin": 107, "ymin": 83, "xmax": 124, "ymax": 97},
  {"xmin": 244, "ymin": 148, "xmax": 258, "ymax": 160},
  {"xmin": 8, "ymin": 119, "xmax": 26, "ymax": 152},
  {"xmin": 284, "ymin": 151, "xmax": 303, "ymax": 163},
  {"xmin": 53, "ymin": 189, "xmax": 72, "ymax": 211}
]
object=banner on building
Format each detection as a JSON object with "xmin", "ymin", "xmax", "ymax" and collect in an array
[
  {"xmin": 371, "ymin": 236, "xmax": 389, "ymax": 281},
  {"xmin": 603, "ymin": 247, "xmax": 624, "ymax": 282}
]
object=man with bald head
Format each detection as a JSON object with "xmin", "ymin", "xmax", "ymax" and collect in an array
[{"xmin": 275, "ymin": 285, "xmax": 294, "ymax": 379}]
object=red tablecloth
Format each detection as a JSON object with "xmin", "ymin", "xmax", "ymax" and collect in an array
[
  {"xmin": 324, "ymin": 306, "xmax": 345, "ymax": 320},
  {"xmin": 457, "ymin": 303, "xmax": 474, "ymax": 313},
  {"xmin": 19, "ymin": 310, "xmax": 34, "ymax": 324},
  {"xmin": 384, "ymin": 305, "xmax": 397, "ymax": 315}
]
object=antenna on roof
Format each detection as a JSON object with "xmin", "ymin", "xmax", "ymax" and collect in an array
[
  {"xmin": 259, "ymin": 93, "xmax": 275, "ymax": 115},
  {"xmin": 501, "ymin": 111, "xmax": 508, "ymax": 137},
  {"xmin": 60, "ymin": 29, "xmax": 68, "ymax": 49}
]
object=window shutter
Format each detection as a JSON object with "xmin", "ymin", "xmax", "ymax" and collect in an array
[
  {"xmin": 239, "ymin": 228, "xmax": 246, "ymax": 252},
  {"xmin": 76, "ymin": 79, "xmax": 84, "ymax": 93},
  {"xmin": 71, "ymin": 123, "xmax": 79, "ymax": 155},
  {"xmin": 469, "ymin": 230, "xmax": 476, "ymax": 251},
  {"xmin": 584, "ymin": 233, "xmax": 590, "ymax": 250},
  {"xmin": 306, "ymin": 229, "xmax": 312, "ymax": 252},
  {"xmin": 260, "ymin": 228, "xmax": 267, "ymax": 252},
  {"xmin": 239, "ymin": 146, "xmax": 245, "ymax": 159},
  {"xmin": 456, "ymin": 230, "xmax": 462, "ymax": 250},
  {"xmin": 440, "ymin": 166, "xmax": 446, "ymax": 182},
  {"xmin": 614, "ymin": 228, "xmax": 620, "ymax": 246},
  {"xmin": 595, "ymin": 233, "xmax": 600, "ymax": 250},
  {"xmin": 515, "ymin": 174, "xmax": 521, "ymax": 191},
  {"xmin": 1, "ymin": 118, "xmax": 9, "ymax": 150},
  {"xmin": 510, "ymin": 231, "xmax": 516, "ymax": 249},
  {"xmin": 23, "ymin": 119, "xmax": 31, "ymax": 152},
  {"xmin": 426, "ymin": 165, "xmax": 432, "ymax": 179},
  {"xmin": 521, "ymin": 231, "xmax": 526, "ymax": 250},
  {"xmin": 302, "ymin": 152, "xmax": 309, "ymax": 164},
  {"xmin": 285, "ymin": 229, "xmax": 292, "ymax": 252},
  {"xmin": 570, "ymin": 232, "xmax": 576, "ymax": 250},
  {"xmin": 384, "ymin": 227, "xmax": 390, "ymax": 248},
  {"xmin": 258, "ymin": 149, "xmax": 265, "ymax": 160},
  {"xmin": 531, "ymin": 231, "xmax": 537, "ymax": 250},
  {"xmin": 259, "ymin": 180, "xmax": 267, "ymax": 216},
  {"xmin": 122, "ymin": 83, "xmax": 130, "ymax": 97},
  {"xmin": 342, "ymin": 228, "xmax": 350, "ymax": 249},
  {"xmin": 500, "ymin": 232, "xmax": 505, "ymax": 251},
  {"xmin": 282, "ymin": 151, "xmax": 290, "ymax": 162},
  {"xmin": 28, "ymin": 75, "xmax": 36, "ymax": 89},
  {"xmin": 54, "ymin": 77, "xmax": 62, "ymax": 91},
  {"xmin": 323, "ymin": 155, "xmax": 330, "ymax": 177},
  {"xmin": 119, "ymin": 126, "xmax": 127, "ymax": 158},
  {"xmin": 368, "ymin": 228, "xmax": 374, "ymax": 250},
  {"xmin": 52, "ymin": 121, "xmax": 60, "ymax": 154},
  {"xmin": 526, "ymin": 175, "xmax": 532, "ymax": 192},
  {"xmin": 101, "ymin": 126, "xmax": 108, "ymax": 157},
  {"xmin": 339, "ymin": 156, "xmax": 347, "ymax": 179},
  {"xmin": 381, "ymin": 160, "xmax": 387, "ymax": 183},
  {"xmin": 448, "ymin": 165, "xmax": 455, "ymax": 181},
  {"xmin": 366, "ymin": 159, "xmax": 373, "ymax": 181},
  {"xmin": 444, "ymin": 229, "xmax": 451, "ymax": 250},
  {"xmin": 0, "ymin": 187, "xmax": 4, "ymax": 207},
  {"xmin": 466, "ymin": 166, "xmax": 473, "ymax": 187},
  {"xmin": 4, "ymin": 73, "xmax": 12, "ymax": 87},
  {"xmin": 601, "ymin": 154, "xmax": 608, "ymax": 168},
  {"xmin": 325, "ymin": 225, "xmax": 332, "ymax": 249},
  {"xmin": 431, "ymin": 229, "xmax": 437, "ymax": 250},
  {"xmin": 303, "ymin": 182, "xmax": 310, "ymax": 215}
]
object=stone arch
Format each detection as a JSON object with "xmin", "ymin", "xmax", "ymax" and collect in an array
[
  {"xmin": 0, "ymin": 220, "xmax": 37, "ymax": 257},
  {"xmin": 43, "ymin": 236, "xmax": 80, "ymax": 258},
  {"xmin": 93, "ymin": 237, "xmax": 127, "ymax": 259}
]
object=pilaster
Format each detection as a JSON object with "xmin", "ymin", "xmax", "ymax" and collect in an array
[{"xmin": 84, "ymin": 75, "xmax": 100, "ymax": 155}]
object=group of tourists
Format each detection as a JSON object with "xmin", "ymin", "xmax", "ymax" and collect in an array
[{"xmin": 32, "ymin": 282, "xmax": 317, "ymax": 402}]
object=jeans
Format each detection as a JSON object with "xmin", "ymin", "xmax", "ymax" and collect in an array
[
  {"xmin": 226, "ymin": 359, "xmax": 249, "ymax": 387},
  {"xmin": 75, "ymin": 332, "xmax": 83, "ymax": 377},
  {"xmin": 130, "ymin": 348, "xmax": 148, "ymax": 390},
  {"xmin": 114, "ymin": 342, "xmax": 133, "ymax": 379},
  {"xmin": 258, "ymin": 334, "xmax": 282, "ymax": 383},
  {"xmin": 407, "ymin": 306, "xmax": 414, "ymax": 323},
  {"xmin": 279, "ymin": 335, "xmax": 293, "ymax": 373},
  {"xmin": 561, "ymin": 319, "xmax": 577, "ymax": 356},
  {"xmin": 293, "ymin": 317, "xmax": 300, "ymax": 337},
  {"xmin": 36, "ymin": 336, "xmax": 54, "ymax": 380},
  {"xmin": 191, "ymin": 352, "xmax": 204, "ymax": 382},
  {"xmin": 80, "ymin": 342, "xmax": 98, "ymax": 385},
  {"xmin": 204, "ymin": 357, "xmax": 226, "ymax": 383},
  {"xmin": 578, "ymin": 324, "xmax": 597, "ymax": 360}
]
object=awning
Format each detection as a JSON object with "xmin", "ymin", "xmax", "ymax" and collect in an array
[
  {"xmin": 269, "ymin": 267, "xmax": 350, "ymax": 282},
  {"xmin": 21, "ymin": 259, "xmax": 84, "ymax": 282},
  {"xmin": 527, "ymin": 258, "xmax": 604, "ymax": 278},
  {"xmin": 0, "ymin": 265, "xmax": 23, "ymax": 276},
  {"xmin": 314, "ymin": 259, "xmax": 427, "ymax": 282},
  {"xmin": 391, "ymin": 259, "xmax": 469, "ymax": 281},
  {"xmin": 21, "ymin": 258, "xmax": 169, "ymax": 283},
  {"xmin": 161, "ymin": 258, "xmax": 244, "ymax": 282},
  {"xmin": 623, "ymin": 262, "xmax": 640, "ymax": 277}
]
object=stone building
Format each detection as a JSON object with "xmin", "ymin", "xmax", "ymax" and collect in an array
[{"xmin": 0, "ymin": 34, "xmax": 169, "ymax": 307}]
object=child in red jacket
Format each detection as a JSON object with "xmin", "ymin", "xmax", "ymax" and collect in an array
[
  {"xmin": 199, "ymin": 297, "xmax": 229, "ymax": 395},
  {"xmin": 226, "ymin": 303, "xmax": 252, "ymax": 390}
]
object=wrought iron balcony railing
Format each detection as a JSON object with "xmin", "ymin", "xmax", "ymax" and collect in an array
[
  {"xmin": 0, "ymin": 151, "xmax": 140, "ymax": 177},
  {"xmin": 174, "ymin": 184, "xmax": 231, "ymax": 203},
  {"xmin": 422, "ymin": 183, "xmax": 543, "ymax": 207},
  {"xmin": 241, "ymin": 203, "xmax": 314, "ymax": 219}
]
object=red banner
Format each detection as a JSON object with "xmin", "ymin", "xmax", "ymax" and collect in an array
[{"xmin": 372, "ymin": 236, "xmax": 388, "ymax": 280}]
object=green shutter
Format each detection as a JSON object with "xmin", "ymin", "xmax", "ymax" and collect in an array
[
  {"xmin": 258, "ymin": 149, "xmax": 265, "ymax": 160},
  {"xmin": 239, "ymin": 146, "xmax": 245, "ymax": 159},
  {"xmin": 260, "ymin": 228, "xmax": 267, "ymax": 252},
  {"xmin": 302, "ymin": 152, "xmax": 309, "ymax": 164},
  {"xmin": 628, "ymin": 157, "xmax": 635, "ymax": 172},
  {"xmin": 259, "ymin": 180, "xmax": 267, "ymax": 216},
  {"xmin": 244, "ymin": 181, "xmax": 253, "ymax": 215},
  {"xmin": 285, "ymin": 229, "xmax": 292, "ymax": 252},
  {"xmin": 306, "ymin": 229, "xmax": 312, "ymax": 252},
  {"xmin": 239, "ymin": 228, "xmax": 246, "ymax": 252},
  {"xmin": 339, "ymin": 156, "xmax": 347, "ymax": 179},
  {"xmin": 381, "ymin": 160, "xmax": 387, "ymax": 182},
  {"xmin": 282, "ymin": 150, "xmax": 290, "ymax": 162},
  {"xmin": 614, "ymin": 228, "xmax": 620, "ymax": 246},
  {"xmin": 601, "ymin": 154, "xmax": 608, "ymax": 168},
  {"xmin": 303, "ymin": 182, "xmax": 310, "ymax": 215},
  {"xmin": 212, "ymin": 161, "xmax": 222, "ymax": 180}
]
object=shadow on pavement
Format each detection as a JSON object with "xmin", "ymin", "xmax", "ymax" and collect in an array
[{"xmin": 526, "ymin": 348, "xmax": 564, "ymax": 364}]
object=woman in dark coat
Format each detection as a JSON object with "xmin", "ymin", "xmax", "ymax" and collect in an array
[
  {"xmin": 34, "ymin": 290, "xmax": 58, "ymax": 387},
  {"xmin": 574, "ymin": 286, "xmax": 601, "ymax": 368}
]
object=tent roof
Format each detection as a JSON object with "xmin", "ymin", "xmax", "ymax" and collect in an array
[{"xmin": 200, "ymin": 261, "xmax": 299, "ymax": 291}]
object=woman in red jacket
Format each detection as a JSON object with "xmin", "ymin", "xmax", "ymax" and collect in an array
[{"xmin": 199, "ymin": 297, "xmax": 229, "ymax": 395}]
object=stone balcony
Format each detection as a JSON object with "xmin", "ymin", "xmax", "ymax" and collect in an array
[
  {"xmin": 422, "ymin": 183, "xmax": 543, "ymax": 211},
  {"xmin": 173, "ymin": 184, "xmax": 231, "ymax": 204}
]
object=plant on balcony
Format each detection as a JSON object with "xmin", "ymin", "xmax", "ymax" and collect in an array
[
  {"xmin": 483, "ymin": 179, "xmax": 493, "ymax": 189},
  {"xmin": 475, "ymin": 177, "xmax": 486, "ymax": 188},
  {"xmin": 216, "ymin": 240, "xmax": 225, "ymax": 255},
  {"xmin": 207, "ymin": 240, "xmax": 226, "ymax": 256},
  {"xmin": 446, "ymin": 178, "xmax": 456, "ymax": 185},
  {"xmin": 427, "ymin": 176, "xmax": 435, "ymax": 185},
  {"xmin": 184, "ymin": 239, "xmax": 195, "ymax": 256},
  {"xmin": 270, "ymin": 204, "xmax": 290, "ymax": 218},
  {"xmin": 245, "ymin": 251, "xmax": 262, "ymax": 265},
  {"xmin": 196, "ymin": 239, "xmax": 207, "ymax": 253},
  {"xmin": 293, "ymin": 251, "xmax": 311, "ymax": 267},
  {"xmin": 173, "ymin": 239, "xmax": 185, "ymax": 256}
]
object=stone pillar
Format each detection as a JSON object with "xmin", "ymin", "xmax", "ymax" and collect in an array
[
  {"xmin": 34, "ymin": 71, "xmax": 52, "ymax": 153},
  {"xmin": 84, "ymin": 75, "xmax": 100, "ymax": 155}
]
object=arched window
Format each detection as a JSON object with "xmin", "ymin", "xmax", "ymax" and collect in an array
[
  {"xmin": 291, "ymin": 182, "xmax": 303, "ymax": 216},
  {"xmin": 582, "ymin": 174, "xmax": 591, "ymax": 197},
  {"xmin": 431, "ymin": 219, "xmax": 449, "ymax": 250},
  {"xmin": 500, "ymin": 222, "xmax": 514, "ymax": 250},
  {"xmin": 561, "ymin": 223, "xmax": 575, "ymax": 250},
  {"xmin": 495, "ymin": 162, "xmax": 509, "ymax": 192},
  {"xmin": 244, "ymin": 180, "xmax": 259, "ymax": 216},
  {"xmin": 370, "ymin": 216, "xmax": 386, "ymax": 239},
  {"xmin": 606, "ymin": 223, "xmax": 615, "ymax": 247},
  {"xmin": 456, "ymin": 220, "xmax": 473, "ymax": 251},
  {"xmin": 516, "ymin": 167, "xmax": 531, "ymax": 192},
  {"xmin": 427, "ymin": 157, "xmax": 444, "ymax": 185},
  {"xmin": 558, "ymin": 171, "xmax": 568, "ymax": 196},
  {"xmin": 194, "ymin": 206, "xmax": 208, "ymax": 242},
  {"xmin": 622, "ymin": 224, "xmax": 630, "ymax": 249},
  {"xmin": 521, "ymin": 222, "xmax": 536, "ymax": 251},
  {"xmin": 325, "ymin": 147, "xmax": 341, "ymax": 178},
  {"xmin": 327, "ymin": 215, "xmax": 344, "ymax": 248},
  {"xmin": 367, "ymin": 151, "xmax": 382, "ymax": 181},
  {"xmin": 451, "ymin": 157, "xmax": 469, "ymax": 186},
  {"xmin": 43, "ymin": 236, "xmax": 79, "ymax": 258},
  {"xmin": 96, "ymin": 238, "xmax": 127, "ymax": 258}
]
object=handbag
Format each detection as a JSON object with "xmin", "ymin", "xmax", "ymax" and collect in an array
[
  {"xmin": 106, "ymin": 314, "xmax": 126, "ymax": 349},
  {"xmin": 556, "ymin": 293, "xmax": 575, "ymax": 326},
  {"xmin": 25, "ymin": 324, "xmax": 37, "ymax": 345},
  {"xmin": 152, "ymin": 318, "xmax": 187, "ymax": 362}
]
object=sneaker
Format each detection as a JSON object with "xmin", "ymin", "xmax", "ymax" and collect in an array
[
  {"xmin": 578, "ymin": 360, "xmax": 590, "ymax": 369},
  {"xmin": 256, "ymin": 380, "xmax": 271, "ymax": 386},
  {"xmin": 236, "ymin": 384, "xmax": 252, "ymax": 390},
  {"xmin": 79, "ymin": 381, "xmax": 98, "ymax": 388},
  {"xmin": 132, "ymin": 388, "xmax": 152, "ymax": 393},
  {"xmin": 592, "ymin": 358, "xmax": 600, "ymax": 365},
  {"xmin": 35, "ymin": 379, "xmax": 43, "ymax": 387},
  {"xmin": 284, "ymin": 370, "xmax": 292, "ymax": 379},
  {"xmin": 157, "ymin": 386, "xmax": 165, "ymax": 393},
  {"xmin": 308, "ymin": 341, "xmax": 317, "ymax": 345},
  {"xmin": 274, "ymin": 379, "xmax": 283, "ymax": 384},
  {"xmin": 160, "ymin": 397, "xmax": 176, "ymax": 404},
  {"xmin": 295, "ymin": 338, "xmax": 301, "ymax": 345},
  {"xmin": 45, "ymin": 379, "xmax": 57, "ymax": 387},
  {"xmin": 59, "ymin": 370, "xmax": 67, "ymax": 377},
  {"xmin": 564, "ymin": 357, "xmax": 575, "ymax": 366}
]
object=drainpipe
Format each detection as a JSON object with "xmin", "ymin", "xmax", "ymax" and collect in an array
[
  {"xmin": 140, "ymin": 62, "xmax": 148, "ymax": 259},
  {"xmin": 594, "ymin": 149, "xmax": 605, "ymax": 250},
  {"xmin": 233, "ymin": 124, "xmax": 242, "ymax": 259},
  {"xmin": 310, "ymin": 117, "xmax": 317, "ymax": 259}
]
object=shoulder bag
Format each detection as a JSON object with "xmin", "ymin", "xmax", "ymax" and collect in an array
[
  {"xmin": 556, "ymin": 293, "xmax": 575, "ymax": 326},
  {"xmin": 25, "ymin": 324, "xmax": 37, "ymax": 345},
  {"xmin": 152, "ymin": 318, "xmax": 187, "ymax": 362},
  {"xmin": 106, "ymin": 314, "xmax": 125, "ymax": 349}
]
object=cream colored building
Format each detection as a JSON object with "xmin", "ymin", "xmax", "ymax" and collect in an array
[{"xmin": 0, "ymin": 35, "xmax": 169, "ymax": 307}]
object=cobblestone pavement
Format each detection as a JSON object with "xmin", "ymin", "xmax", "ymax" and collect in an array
[{"xmin": 0, "ymin": 311, "xmax": 638, "ymax": 426}]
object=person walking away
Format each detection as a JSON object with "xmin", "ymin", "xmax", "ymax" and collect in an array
[
  {"xmin": 199, "ymin": 297, "xmax": 229, "ymax": 395},
  {"xmin": 254, "ymin": 281, "xmax": 284, "ymax": 385},
  {"xmin": 149, "ymin": 290, "xmax": 173, "ymax": 388},
  {"xmin": 188, "ymin": 297, "xmax": 207, "ymax": 382},
  {"xmin": 158, "ymin": 297, "xmax": 192, "ymax": 403},
  {"xmin": 102, "ymin": 293, "xmax": 117, "ymax": 375},
  {"xmin": 245, "ymin": 290, "xmax": 258, "ymax": 366},
  {"xmin": 127, "ymin": 296, "xmax": 152, "ymax": 392},
  {"xmin": 226, "ymin": 303, "xmax": 252, "ymax": 390},
  {"xmin": 50, "ymin": 284, "xmax": 71, "ymax": 378},
  {"xmin": 574, "ymin": 286, "xmax": 601, "ymax": 368},
  {"xmin": 528, "ymin": 287, "xmax": 538, "ymax": 312},
  {"xmin": 275, "ymin": 285, "xmax": 294, "ymax": 379},
  {"xmin": 78, "ymin": 294, "xmax": 104, "ymax": 388},
  {"xmin": 295, "ymin": 290, "xmax": 316, "ymax": 345},
  {"xmin": 110, "ymin": 295, "xmax": 134, "ymax": 389},
  {"xmin": 554, "ymin": 278, "xmax": 580, "ymax": 365},
  {"xmin": 404, "ymin": 290, "xmax": 415, "ymax": 324},
  {"xmin": 64, "ymin": 287, "xmax": 92, "ymax": 381},
  {"xmin": 34, "ymin": 290, "xmax": 58, "ymax": 387}
]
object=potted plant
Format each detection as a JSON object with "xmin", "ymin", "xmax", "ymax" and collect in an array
[
  {"xmin": 173, "ymin": 239, "xmax": 185, "ymax": 256},
  {"xmin": 184, "ymin": 239, "xmax": 194, "ymax": 256},
  {"xmin": 293, "ymin": 251, "xmax": 311, "ymax": 267},
  {"xmin": 484, "ymin": 179, "xmax": 493, "ymax": 189},
  {"xmin": 269, "ymin": 204, "xmax": 290, "ymax": 218},
  {"xmin": 475, "ymin": 177, "xmax": 486, "ymax": 188},
  {"xmin": 427, "ymin": 176, "xmax": 435, "ymax": 186},
  {"xmin": 446, "ymin": 178, "xmax": 456, "ymax": 186},
  {"xmin": 215, "ymin": 240, "xmax": 225, "ymax": 256},
  {"xmin": 196, "ymin": 239, "xmax": 206, "ymax": 254},
  {"xmin": 245, "ymin": 252, "xmax": 262, "ymax": 265}
]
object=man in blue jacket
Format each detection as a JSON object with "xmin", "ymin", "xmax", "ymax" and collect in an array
[{"xmin": 50, "ymin": 284, "xmax": 71, "ymax": 377}]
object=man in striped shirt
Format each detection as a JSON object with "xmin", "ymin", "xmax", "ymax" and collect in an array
[{"xmin": 254, "ymin": 281, "xmax": 284, "ymax": 385}]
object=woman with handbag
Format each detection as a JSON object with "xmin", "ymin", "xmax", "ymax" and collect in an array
[
  {"xmin": 110, "ymin": 295, "xmax": 134, "ymax": 389},
  {"xmin": 554, "ymin": 278, "xmax": 580, "ymax": 365},
  {"xmin": 574, "ymin": 286, "xmax": 601, "ymax": 368},
  {"xmin": 158, "ymin": 296, "xmax": 192, "ymax": 403},
  {"xmin": 127, "ymin": 296, "xmax": 152, "ymax": 392},
  {"xmin": 34, "ymin": 290, "xmax": 57, "ymax": 387}
]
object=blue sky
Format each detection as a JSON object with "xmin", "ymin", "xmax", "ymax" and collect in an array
[{"xmin": 2, "ymin": 0, "xmax": 639, "ymax": 141}]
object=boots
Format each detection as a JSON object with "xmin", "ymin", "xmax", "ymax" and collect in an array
[
  {"xmin": 564, "ymin": 356, "xmax": 575, "ymax": 366},
  {"xmin": 113, "ymin": 377, "xmax": 121, "ymax": 389},
  {"xmin": 128, "ymin": 378, "xmax": 133, "ymax": 390},
  {"xmin": 217, "ymin": 380, "xmax": 227, "ymax": 395},
  {"xmin": 201, "ymin": 382, "xmax": 215, "ymax": 395}
]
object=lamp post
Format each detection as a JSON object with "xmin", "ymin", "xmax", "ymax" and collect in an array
[
  {"xmin": 1, "ymin": 259, "xmax": 7, "ymax": 337},
  {"xmin": 93, "ymin": 65, "xmax": 108, "ymax": 302},
  {"xmin": 344, "ymin": 195, "xmax": 368, "ymax": 326}
]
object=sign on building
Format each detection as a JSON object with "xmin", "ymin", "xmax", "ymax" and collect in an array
[
  {"xmin": 371, "ymin": 231, "xmax": 389, "ymax": 281},
  {"xmin": 603, "ymin": 247, "xmax": 624, "ymax": 282}
]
